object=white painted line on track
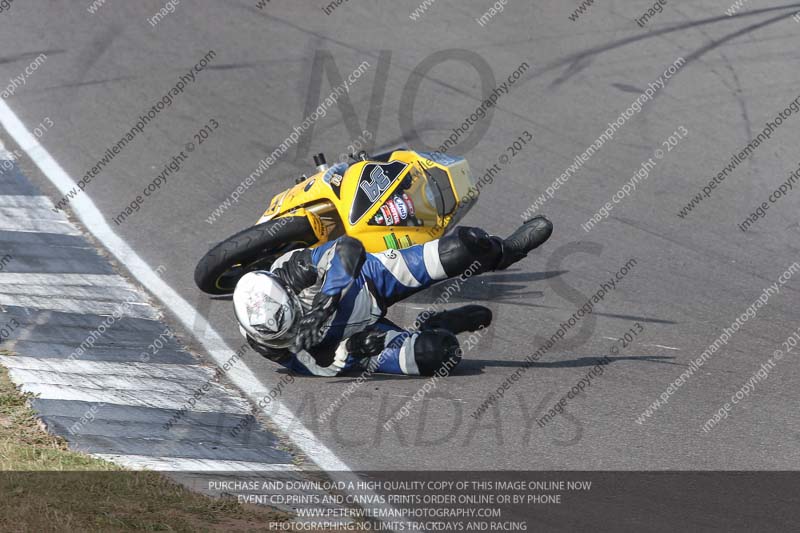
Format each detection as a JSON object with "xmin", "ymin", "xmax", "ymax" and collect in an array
[
  {"xmin": 0, "ymin": 356, "xmax": 222, "ymax": 379},
  {"xmin": 0, "ymin": 293, "xmax": 157, "ymax": 319},
  {"xmin": 12, "ymin": 382, "xmax": 250, "ymax": 413},
  {"xmin": 0, "ymin": 99, "xmax": 352, "ymax": 472},
  {"xmin": 0, "ymin": 207, "xmax": 80, "ymax": 235},
  {"xmin": 0, "ymin": 193, "xmax": 80, "ymax": 234},
  {"xmin": 0, "ymin": 357, "xmax": 251, "ymax": 411},
  {"xmin": 0, "ymin": 272, "xmax": 133, "ymax": 288},
  {"xmin": 0, "ymin": 283, "xmax": 142, "ymax": 304},
  {"xmin": 91, "ymin": 454, "xmax": 300, "ymax": 472},
  {"xmin": 0, "ymin": 194, "xmax": 59, "ymax": 208},
  {"xmin": 0, "ymin": 357, "xmax": 251, "ymax": 413}
]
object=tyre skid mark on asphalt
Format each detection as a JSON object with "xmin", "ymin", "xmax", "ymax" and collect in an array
[{"xmin": 641, "ymin": 343, "xmax": 680, "ymax": 350}]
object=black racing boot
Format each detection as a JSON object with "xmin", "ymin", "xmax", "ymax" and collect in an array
[
  {"xmin": 495, "ymin": 216, "xmax": 553, "ymax": 270},
  {"xmin": 417, "ymin": 305, "xmax": 492, "ymax": 334},
  {"xmin": 438, "ymin": 226, "xmax": 502, "ymax": 277}
]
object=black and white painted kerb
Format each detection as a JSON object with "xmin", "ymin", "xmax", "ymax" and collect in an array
[
  {"xmin": 0, "ymin": 144, "xmax": 348, "ymax": 520},
  {"xmin": 0, "ymin": 98, "xmax": 408, "ymax": 526}
]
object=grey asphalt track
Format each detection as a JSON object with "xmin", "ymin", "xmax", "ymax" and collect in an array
[{"xmin": 1, "ymin": 0, "xmax": 799, "ymax": 472}]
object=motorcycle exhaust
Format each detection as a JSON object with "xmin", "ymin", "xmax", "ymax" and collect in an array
[{"xmin": 313, "ymin": 153, "xmax": 329, "ymax": 172}]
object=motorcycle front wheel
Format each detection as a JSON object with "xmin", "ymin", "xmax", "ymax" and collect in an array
[{"xmin": 193, "ymin": 216, "xmax": 319, "ymax": 295}]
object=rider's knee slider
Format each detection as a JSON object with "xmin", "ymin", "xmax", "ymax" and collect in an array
[{"xmin": 413, "ymin": 329, "xmax": 462, "ymax": 376}]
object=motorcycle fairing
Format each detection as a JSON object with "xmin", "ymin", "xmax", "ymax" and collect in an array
[{"xmin": 348, "ymin": 161, "xmax": 409, "ymax": 225}]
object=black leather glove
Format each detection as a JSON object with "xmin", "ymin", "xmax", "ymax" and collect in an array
[
  {"xmin": 346, "ymin": 327, "xmax": 388, "ymax": 359},
  {"xmin": 294, "ymin": 291, "xmax": 340, "ymax": 351},
  {"xmin": 247, "ymin": 335, "xmax": 291, "ymax": 363},
  {"xmin": 271, "ymin": 249, "xmax": 318, "ymax": 292},
  {"xmin": 292, "ymin": 237, "xmax": 365, "ymax": 352}
]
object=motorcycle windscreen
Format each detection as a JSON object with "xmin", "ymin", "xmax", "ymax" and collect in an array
[
  {"xmin": 367, "ymin": 164, "xmax": 447, "ymax": 229},
  {"xmin": 421, "ymin": 167, "xmax": 457, "ymax": 214}
]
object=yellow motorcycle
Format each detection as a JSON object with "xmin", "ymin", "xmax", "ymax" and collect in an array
[{"xmin": 194, "ymin": 149, "xmax": 479, "ymax": 294}]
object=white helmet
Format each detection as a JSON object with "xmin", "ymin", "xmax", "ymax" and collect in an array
[{"xmin": 233, "ymin": 271, "xmax": 300, "ymax": 348}]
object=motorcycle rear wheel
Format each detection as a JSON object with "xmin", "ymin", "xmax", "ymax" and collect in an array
[{"xmin": 194, "ymin": 217, "xmax": 319, "ymax": 295}]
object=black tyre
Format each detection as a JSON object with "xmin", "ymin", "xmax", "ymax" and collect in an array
[{"xmin": 194, "ymin": 217, "xmax": 318, "ymax": 295}]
